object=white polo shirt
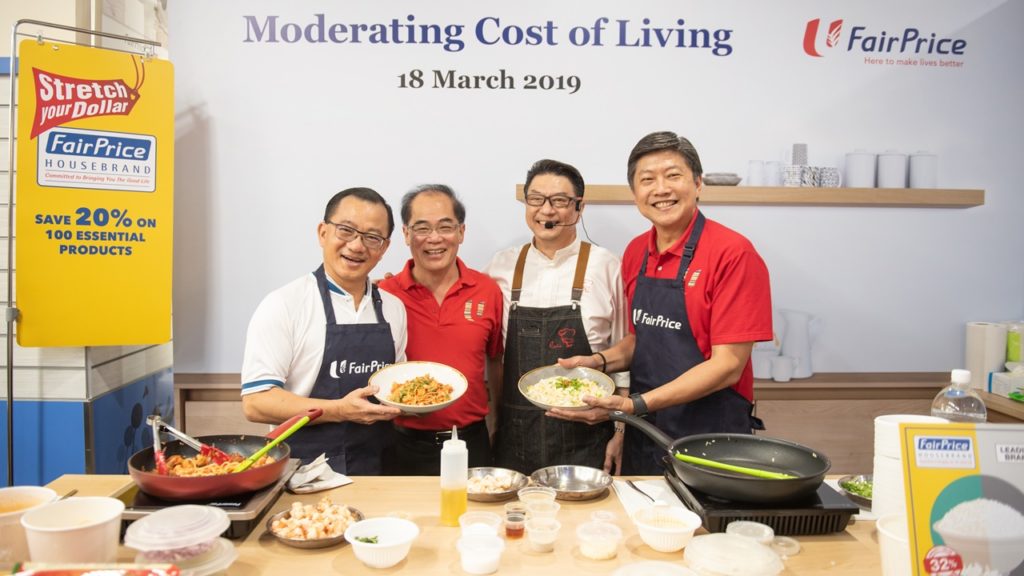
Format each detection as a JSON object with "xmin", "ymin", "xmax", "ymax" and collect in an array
[
  {"xmin": 241, "ymin": 272, "xmax": 407, "ymax": 398},
  {"xmin": 485, "ymin": 237, "xmax": 629, "ymax": 387}
]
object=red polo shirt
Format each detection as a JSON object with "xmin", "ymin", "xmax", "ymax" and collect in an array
[
  {"xmin": 379, "ymin": 258, "xmax": 504, "ymax": 430},
  {"xmin": 621, "ymin": 211, "xmax": 773, "ymax": 401}
]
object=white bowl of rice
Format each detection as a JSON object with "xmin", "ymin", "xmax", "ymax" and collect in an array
[
  {"xmin": 517, "ymin": 365, "xmax": 615, "ymax": 411},
  {"xmin": 933, "ymin": 497, "xmax": 1024, "ymax": 574}
]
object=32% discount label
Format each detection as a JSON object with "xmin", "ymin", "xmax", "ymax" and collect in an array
[{"xmin": 34, "ymin": 207, "xmax": 155, "ymax": 256}]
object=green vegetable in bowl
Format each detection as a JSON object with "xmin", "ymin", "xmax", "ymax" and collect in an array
[
  {"xmin": 355, "ymin": 535, "xmax": 378, "ymax": 544},
  {"xmin": 840, "ymin": 478, "xmax": 873, "ymax": 499}
]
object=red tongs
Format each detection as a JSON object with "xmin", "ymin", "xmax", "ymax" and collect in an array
[
  {"xmin": 147, "ymin": 415, "xmax": 233, "ymax": 465},
  {"xmin": 150, "ymin": 415, "xmax": 169, "ymax": 474}
]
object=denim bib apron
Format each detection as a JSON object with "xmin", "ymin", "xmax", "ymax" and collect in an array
[
  {"xmin": 287, "ymin": 265, "xmax": 396, "ymax": 475},
  {"xmin": 494, "ymin": 243, "xmax": 612, "ymax": 474}
]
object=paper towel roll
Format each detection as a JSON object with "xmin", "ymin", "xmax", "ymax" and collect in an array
[{"xmin": 965, "ymin": 322, "xmax": 1008, "ymax": 390}]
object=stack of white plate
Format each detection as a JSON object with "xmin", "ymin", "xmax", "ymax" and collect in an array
[{"xmin": 871, "ymin": 414, "xmax": 947, "ymax": 518}]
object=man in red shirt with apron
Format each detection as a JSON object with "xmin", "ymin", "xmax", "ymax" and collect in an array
[{"xmin": 550, "ymin": 132, "xmax": 772, "ymax": 475}]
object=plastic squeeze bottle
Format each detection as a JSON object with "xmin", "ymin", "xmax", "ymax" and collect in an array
[
  {"xmin": 930, "ymin": 368, "xmax": 987, "ymax": 423},
  {"xmin": 440, "ymin": 425, "xmax": 468, "ymax": 526}
]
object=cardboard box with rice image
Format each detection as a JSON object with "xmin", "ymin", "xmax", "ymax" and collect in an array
[{"xmin": 899, "ymin": 422, "xmax": 1024, "ymax": 576}]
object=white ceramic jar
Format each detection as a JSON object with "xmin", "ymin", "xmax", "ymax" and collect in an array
[
  {"xmin": 844, "ymin": 150, "xmax": 876, "ymax": 188},
  {"xmin": 877, "ymin": 151, "xmax": 908, "ymax": 188}
]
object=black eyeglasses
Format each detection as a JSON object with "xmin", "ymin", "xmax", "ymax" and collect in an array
[
  {"xmin": 525, "ymin": 194, "xmax": 576, "ymax": 209},
  {"xmin": 325, "ymin": 221, "xmax": 387, "ymax": 250}
]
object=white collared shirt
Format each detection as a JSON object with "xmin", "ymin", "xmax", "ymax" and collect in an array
[
  {"xmin": 485, "ymin": 238, "xmax": 628, "ymax": 386},
  {"xmin": 241, "ymin": 273, "xmax": 408, "ymax": 398}
]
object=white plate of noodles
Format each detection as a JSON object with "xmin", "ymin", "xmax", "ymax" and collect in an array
[
  {"xmin": 517, "ymin": 365, "xmax": 615, "ymax": 411},
  {"xmin": 369, "ymin": 361, "xmax": 468, "ymax": 414}
]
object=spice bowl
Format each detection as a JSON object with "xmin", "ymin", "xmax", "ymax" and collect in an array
[
  {"xmin": 344, "ymin": 517, "xmax": 420, "ymax": 569},
  {"xmin": 525, "ymin": 517, "xmax": 561, "ymax": 553},
  {"xmin": 631, "ymin": 504, "xmax": 701, "ymax": 553},
  {"xmin": 459, "ymin": 511, "xmax": 503, "ymax": 537},
  {"xmin": 576, "ymin": 520, "xmax": 622, "ymax": 560}
]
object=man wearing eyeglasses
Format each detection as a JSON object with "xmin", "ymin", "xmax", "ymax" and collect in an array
[
  {"xmin": 378, "ymin": 184, "xmax": 503, "ymax": 474},
  {"xmin": 484, "ymin": 159, "xmax": 629, "ymax": 475},
  {"xmin": 241, "ymin": 187, "xmax": 407, "ymax": 475}
]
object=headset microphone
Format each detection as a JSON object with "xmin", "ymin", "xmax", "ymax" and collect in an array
[{"xmin": 544, "ymin": 222, "xmax": 556, "ymax": 229}]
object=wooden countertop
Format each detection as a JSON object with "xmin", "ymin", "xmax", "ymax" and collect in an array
[{"xmin": 44, "ymin": 474, "xmax": 882, "ymax": 575}]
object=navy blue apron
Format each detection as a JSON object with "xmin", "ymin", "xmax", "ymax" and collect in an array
[
  {"xmin": 286, "ymin": 265, "xmax": 396, "ymax": 475},
  {"xmin": 494, "ymin": 242, "xmax": 613, "ymax": 474},
  {"xmin": 622, "ymin": 213, "xmax": 758, "ymax": 475}
]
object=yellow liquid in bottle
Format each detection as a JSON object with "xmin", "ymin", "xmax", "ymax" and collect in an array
[{"xmin": 440, "ymin": 487, "xmax": 467, "ymax": 526}]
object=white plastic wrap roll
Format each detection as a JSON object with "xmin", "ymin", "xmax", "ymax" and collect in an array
[{"xmin": 965, "ymin": 322, "xmax": 1008, "ymax": 390}]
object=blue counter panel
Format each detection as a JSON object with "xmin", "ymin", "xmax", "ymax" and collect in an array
[
  {"xmin": 91, "ymin": 368, "xmax": 175, "ymax": 474},
  {"xmin": 0, "ymin": 401, "xmax": 86, "ymax": 486}
]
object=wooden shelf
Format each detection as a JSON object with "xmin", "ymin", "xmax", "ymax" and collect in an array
[{"xmin": 515, "ymin": 185, "xmax": 985, "ymax": 208}]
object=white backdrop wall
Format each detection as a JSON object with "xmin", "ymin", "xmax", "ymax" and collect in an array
[{"xmin": 167, "ymin": 0, "xmax": 1024, "ymax": 374}]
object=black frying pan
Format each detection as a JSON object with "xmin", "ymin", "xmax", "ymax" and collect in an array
[{"xmin": 611, "ymin": 412, "xmax": 830, "ymax": 504}]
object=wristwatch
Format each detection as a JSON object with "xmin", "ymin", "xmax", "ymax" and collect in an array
[{"xmin": 629, "ymin": 392, "xmax": 649, "ymax": 418}]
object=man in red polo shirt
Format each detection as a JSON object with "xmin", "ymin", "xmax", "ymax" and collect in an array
[
  {"xmin": 550, "ymin": 131, "xmax": 773, "ymax": 475},
  {"xmin": 379, "ymin": 184, "xmax": 503, "ymax": 474}
]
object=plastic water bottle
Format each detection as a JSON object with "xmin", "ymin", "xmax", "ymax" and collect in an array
[
  {"xmin": 931, "ymin": 369, "xmax": 987, "ymax": 423},
  {"xmin": 439, "ymin": 425, "xmax": 467, "ymax": 526}
]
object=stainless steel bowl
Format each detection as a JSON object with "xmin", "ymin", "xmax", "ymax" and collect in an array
[
  {"xmin": 467, "ymin": 467, "xmax": 530, "ymax": 502},
  {"xmin": 530, "ymin": 465, "xmax": 612, "ymax": 501},
  {"xmin": 265, "ymin": 506, "xmax": 364, "ymax": 549},
  {"xmin": 836, "ymin": 474, "xmax": 872, "ymax": 510}
]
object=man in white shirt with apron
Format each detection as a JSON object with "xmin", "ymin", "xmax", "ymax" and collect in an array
[
  {"xmin": 486, "ymin": 160, "xmax": 629, "ymax": 474},
  {"xmin": 241, "ymin": 188, "xmax": 407, "ymax": 475}
]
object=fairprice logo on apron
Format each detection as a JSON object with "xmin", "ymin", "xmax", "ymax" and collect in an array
[
  {"xmin": 633, "ymin": 309, "xmax": 683, "ymax": 330},
  {"xmin": 329, "ymin": 359, "xmax": 391, "ymax": 378}
]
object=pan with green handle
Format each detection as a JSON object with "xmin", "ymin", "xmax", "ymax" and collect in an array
[{"xmin": 611, "ymin": 411, "xmax": 830, "ymax": 504}]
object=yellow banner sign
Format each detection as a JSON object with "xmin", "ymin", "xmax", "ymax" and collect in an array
[{"xmin": 16, "ymin": 40, "xmax": 174, "ymax": 346}]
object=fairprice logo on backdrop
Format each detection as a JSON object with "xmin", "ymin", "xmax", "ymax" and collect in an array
[
  {"xmin": 803, "ymin": 18, "xmax": 967, "ymax": 68},
  {"xmin": 37, "ymin": 127, "xmax": 156, "ymax": 192},
  {"xmin": 914, "ymin": 436, "xmax": 976, "ymax": 469},
  {"xmin": 31, "ymin": 66, "xmax": 142, "ymax": 138}
]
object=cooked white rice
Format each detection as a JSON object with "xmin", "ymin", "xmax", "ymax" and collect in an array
[{"xmin": 524, "ymin": 376, "xmax": 609, "ymax": 407}]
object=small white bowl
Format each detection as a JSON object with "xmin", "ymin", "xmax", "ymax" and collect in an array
[
  {"xmin": 632, "ymin": 505, "xmax": 702, "ymax": 553},
  {"xmin": 344, "ymin": 517, "xmax": 420, "ymax": 569},
  {"xmin": 0, "ymin": 486, "xmax": 57, "ymax": 565},
  {"xmin": 457, "ymin": 533, "xmax": 505, "ymax": 575},
  {"xmin": 20, "ymin": 496, "xmax": 125, "ymax": 563},
  {"xmin": 576, "ymin": 520, "xmax": 622, "ymax": 560}
]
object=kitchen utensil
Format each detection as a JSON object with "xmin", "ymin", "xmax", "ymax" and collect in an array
[
  {"xmin": 770, "ymin": 356, "xmax": 795, "ymax": 383},
  {"xmin": 148, "ymin": 415, "xmax": 232, "ymax": 465},
  {"xmin": 836, "ymin": 474, "xmax": 872, "ymax": 509},
  {"xmin": 612, "ymin": 412, "xmax": 830, "ymax": 504},
  {"xmin": 517, "ymin": 365, "xmax": 615, "ymax": 411},
  {"xmin": 58, "ymin": 489, "xmax": 78, "ymax": 500},
  {"xmin": 345, "ymin": 517, "xmax": 420, "ymax": 569},
  {"xmin": 21, "ymin": 496, "xmax": 125, "ymax": 563},
  {"xmin": 467, "ymin": 467, "xmax": 529, "ymax": 502},
  {"xmin": 369, "ymin": 361, "xmax": 469, "ymax": 414},
  {"xmin": 625, "ymin": 480, "xmax": 656, "ymax": 503},
  {"xmin": 877, "ymin": 150, "xmax": 908, "ymax": 188},
  {"xmin": 844, "ymin": 150, "xmax": 876, "ymax": 188},
  {"xmin": 909, "ymin": 151, "xmax": 937, "ymax": 188},
  {"xmin": 530, "ymin": 465, "xmax": 612, "ymax": 501},
  {"xmin": 235, "ymin": 408, "xmax": 322, "ymax": 472},
  {"xmin": 673, "ymin": 452, "xmax": 795, "ymax": 479},
  {"xmin": 128, "ymin": 408, "xmax": 321, "ymax": 501},
  {"xmin": 631, "ymin": 504, "xmax": 701, "ymax": 552},
  {"xmin": 151, "ymin": 417, "xmax": 168, "ymax": 475}
]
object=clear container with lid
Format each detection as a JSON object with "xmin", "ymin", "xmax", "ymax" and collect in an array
[
  {"xmin": 124, "ymin": 505, "xmax": 231, "ymax": 565},
  {"xmin": 576, "ymin": 520, "xmax": 622, "ymax": 560}
]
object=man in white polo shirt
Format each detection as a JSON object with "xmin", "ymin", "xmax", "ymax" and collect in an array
[
  {"xmin": 240, "ymin": 187, "xmax": 407, "ymax": 475},
  {"xmin": 486, "ymin": 159, "xmax": 629, "ymax": 475}
]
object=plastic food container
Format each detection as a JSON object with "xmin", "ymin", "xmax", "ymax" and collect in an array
[
  {"xmin": 456, "ymin": 533, "xmax": 505, "ymax": 575},
  {"xmin": 525, "ymin": 500, "xmax": 560, "ymax": 519},
  {"xmin": 124, "ymin": 504, "xmax": 236, "ymax": 576},
  {"xmin": 631, "ymin": 505, "xmax": 701, "ymax": 553},
  {"xmin": 459, "ymin": 511, "xmax": 503, "ymax": 537},
  {"xmin": 576, "ymin": 520, "xmax": 622, "ymax": 560},
  {"xmin": 525, "ymin": 517, "xmax": 561, "ymax": 553},
  {"xmin": 726, "ymin": 520, "xmax": 775, "ymax": 546},
  {"xmin": 684, "ymin": 533, "xmax": 784, "ymax": 576},
  {"xmin": 517, "ymin": 486, "xmax": 557, "ymax": 505},
  {"xmin": 344, "ymin": 517, "xmax": 420, "ymax": 569}
]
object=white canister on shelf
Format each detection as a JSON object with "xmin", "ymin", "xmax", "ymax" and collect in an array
[
  {"xmin": 877, "ymin": 151, "xmax": 908, "ymax": 188},
  {"xmin": 844, "ymin": 150, "xmax": 876, "ymax": 188},
  {"xmin": 909, "ymin": 151, "xmax": 938, "ymax": 188}
]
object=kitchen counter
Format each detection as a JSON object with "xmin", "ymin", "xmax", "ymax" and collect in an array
[{"xmin": 43, "ymin": 474, "xmax": 883, "ymax": 575}]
